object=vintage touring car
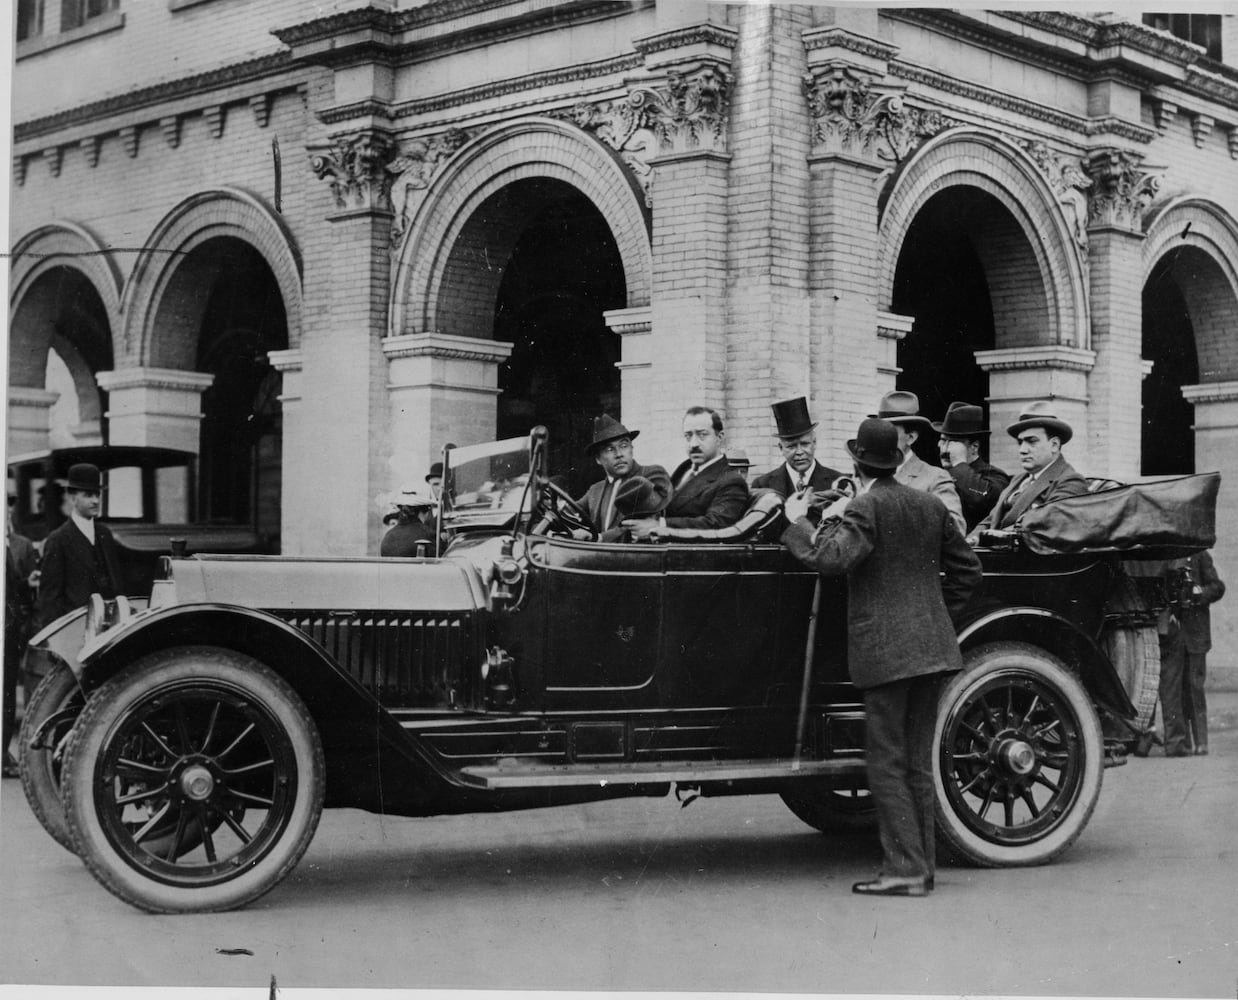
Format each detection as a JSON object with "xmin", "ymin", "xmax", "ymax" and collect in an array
[{"xmin": 20, "ymin": 428, "xmax": 1217, "ymax": 913}]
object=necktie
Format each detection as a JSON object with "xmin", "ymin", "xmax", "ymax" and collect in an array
[{"xmin": 796, "ymin": 475, "xmax": 807, "ymax": 494}]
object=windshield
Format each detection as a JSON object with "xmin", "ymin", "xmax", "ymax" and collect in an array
[{"xmin": 441, "ymin": 435, "xmax": 536, "ymax": 530}]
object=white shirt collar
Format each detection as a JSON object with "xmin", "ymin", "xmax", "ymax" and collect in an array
[
  {"xmin": 71, "ymin": 510, "xmax": 96, "ymax": 545},
  {"xmin": 785, "ymin": 460, "xmax": 817, "ymax": 486}
]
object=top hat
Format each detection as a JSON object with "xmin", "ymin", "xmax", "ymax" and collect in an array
[
  {"xmin": 586, "ymin": 413, "xmax": 639, "ymax": 455},
  {"xmin": 425, "ymin": 462, "xmax": 444, "ymax": 482},
  {"xmin": 1006, "ymin": 401, "xmax": 1073, "ymax": 444},
  {"xmin": 770, "ymin": 397, "xmax": 817, "ymax": 439},
  {"xmin": 845, "ymin": 418, "xmax": 903, "ymax": 470},
  {"xmin": 612, "ymin": 476, "xmax": 664, "ymax": 519},
  {"xmin": 65, "ymin": 463, "xmax": 105, "ymax": 492},
  {"xmin": 870, "ymin": 390, "xmax": 934, "ymax": 431},
  {"xmin": 727, "ymin": 448, "xmax": 751, "ymax": 470},
  {"xmin": 932, "ymin": 401, "xmax": 990, "ymax": 438}
]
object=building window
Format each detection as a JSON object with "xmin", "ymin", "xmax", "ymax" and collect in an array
[
  {"xmin": 61, "ymin": 0, "xmax": 119, "ymax": 32},
  {"xmin": 17, "ymin": 0, "xmax": 45, "ymax": 41},
  {"xmin": 1142, "ymin": 13, "xmax": 1223, "ymax": 61}
]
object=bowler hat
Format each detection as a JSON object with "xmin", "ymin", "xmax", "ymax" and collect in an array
[
  {"xmin": 586, "ymin": 413, "xmax": 639, "ymax": 456},
  {"xmin": 870, "ymin": 390, "xmax": 934, "ymax": 432},
  {"xmin": 611, "ymin": 475, "xmax": 663, "ymax": 519},
  {"xmin": 770, "ymin": 397, "xmax": 817, "ymax": 439},
  {"xmin": 1006, "ymin": 401, "xmax": 1073, "ymax": 444},
  {"xmin": 425, "ymin": 462, "xmax": 443, "ymax": 482},
  {"xmin": 65, "ymin": 463, "xmax": 105, "ymax": 492},
  {"xmin": 845, "ymin": 418, "xmax": 903, "ymax": 470},
  {"xmin": 932, "ymin": 401, "xmax": 990, "ymax": 437}
]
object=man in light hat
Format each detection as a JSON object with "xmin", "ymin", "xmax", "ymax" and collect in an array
[
  {"xmin": 36, "ymin": 463, "xmax": 122, "ymax": 627},
  {"xmin": 752, "ymin": 396, "xmax": 844, "ymax": 498},
  {"xmin": 871, "ymin": 390, "xmax": 965, "ymax": 536},
  {"xmin": 783, "ymin": 418, "xmax": 981, "ymax": 897},
  {"xmin": 577, "ymin": 414, "xmax": 670, "ymax": 540},
  {"xmin": 934, "ymin": 401, "xmax": 1011, "ymax": 532},
  {"xmin": 969, "ymin": 400, "xmax": 1087, "ymax": 540},
  {"xmin": 727, "ymin": 449, "xmax": 752, "ymax": 481},
  {"xmin": 380, "ymin": 487, "xmax": 439, "ymax": 557}
]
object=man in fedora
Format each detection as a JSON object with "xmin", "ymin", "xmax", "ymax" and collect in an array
[
  {"xmin": 872, "ymin": 390, "xmax": 965, "ymax": 536},
  {"xmin": 783, "ymin": 418, "xmax": 981, "ymax": 898},
  {"xmin": 577, "ymin": 414, "xmax": 670, "ymax": 540},
  {"xmin": 969, "ymin": 400, "xmax": 1087, "ymax": 540},
  {"xmin": 934, "ymin": 401, "xmax": 1011, "ymax": 532},
  {"xmin": 752, "ymin": 396, "xmax": 844, "ymax": 498},
  {"xmin": 380, "ymin": 486, "xmax": 439, "ymax": 557},
  {"xmin": 36, "ymin": 463, "xmax": 122, "ymax": 627}
]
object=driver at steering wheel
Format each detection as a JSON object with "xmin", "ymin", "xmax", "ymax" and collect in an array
[{"xmin": 578, "ymin": 414, "xmax": 671, "ymax": 541}]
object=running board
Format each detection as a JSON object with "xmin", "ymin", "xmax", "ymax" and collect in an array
[{"xmin": 457, "ymin": 756, "xmax": 866, "ymax": 790}]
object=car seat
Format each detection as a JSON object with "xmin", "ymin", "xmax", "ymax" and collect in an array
[{"xmin": 655, "ymin": 488, "xmax": 785, "ymax": 543}]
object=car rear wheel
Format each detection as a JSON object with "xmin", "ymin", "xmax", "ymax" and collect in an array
[
  {"xmin": 935, "ymin": 642, "xmax": 1102, "ymax": 867},
  {"xmin": 780, "ymin": 786, "xmax": 877, "ymax": 834},
  {"xmin": 1103, "ymin": 624, "xmax": 1161, "ymax": 733},
  {"xmin": 18, "ymin": 661, "xmax": 86, "ymax": 852},
  {"xmin": 62, "ymin": 646, "xmax": 324, "ymax": 913}
]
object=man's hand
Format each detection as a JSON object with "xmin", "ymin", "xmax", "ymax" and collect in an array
[
  {"xmin": 623, "ymin": 518, "xmax": 660, "ymax": 542},
  {"xmin": 783, "ymin": 492, "xmax": 811, "ymax": 524},
  {"xmin": 819, "ymin": 495, "xmax": 850, "ymax": 522}
]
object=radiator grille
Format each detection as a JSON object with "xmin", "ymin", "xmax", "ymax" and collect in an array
[{"xmin": 274, "ymin": 610, "xmax": 474, "ymax": 708}]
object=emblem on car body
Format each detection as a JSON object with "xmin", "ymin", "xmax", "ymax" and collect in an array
[{"xmin": 616, "ymin": 625, "xmax": 635, "ymax": 643}]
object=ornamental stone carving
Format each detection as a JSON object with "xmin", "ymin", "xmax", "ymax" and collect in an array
[
  {"xmin": 553, "ymin": 100, "xmax": 658, "ymax": 206},
  {"xmin": 1085, "ymin": 149, "xmax": 1162, "ymax": 233},
  {"xmin": 310, "ymin": 131, "xmax": 397, "ymax": 212},
  {"xmin": 386, "ymin": 128, "xmax": 475, "ymax": 247},
  {"xmin": 802, "ymin": 65, "xmax": 956, "ymax": 163},
  {"xmin": 1016, "ymin": 139, "xmax": 1092, "ymax": 253}
]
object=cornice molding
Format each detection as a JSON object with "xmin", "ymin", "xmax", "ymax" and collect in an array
[
  {"xmin": 802, "ymin": 25, "xmax": 899, "ymax": 64},
  {"xmin": 382, "ymin": 332, "xmax": 514, "ymax": 363},
  {"xmin": 95, "ymin": 367, "xmax": 216, "ymax": 393},
  {"xmin": 14, "ymin": 52, "xmax": 293, "ymax": 143},
  {"xmin": 974, "ymin": 345, "xmax": 1097, "ymax": 373},
  {"xmin": 1181, "ymin": 381, "xmax": 1238, "ymax": 404},
  {"xmin": 632, "ymin": 23, "xmax": 738, "ymax": 57}
]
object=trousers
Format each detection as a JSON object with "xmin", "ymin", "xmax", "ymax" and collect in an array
[{"xmin": 1158, "ymin": 631, "xmax": 1208, "ymax": 753}]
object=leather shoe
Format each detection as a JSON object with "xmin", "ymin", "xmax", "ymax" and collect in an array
[
  {"xmin": 1, "ymin": 754, "xmax": 18, "ymax": 779},
  {"xmin": 852, "ymin": 876, "xmax": 930, "ymax": 897},
  {"xmin": 1166, "ymin": 745, "xmax": 1191, "ymax": 758},
  {"xmin": 1194, "ymin": 745, "xmax": 1209, "ymax": 756}
]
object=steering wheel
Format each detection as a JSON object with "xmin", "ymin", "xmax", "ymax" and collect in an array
[{"xmin": 536, "ymin": 480, "xmax": 597, "ymax": 540}]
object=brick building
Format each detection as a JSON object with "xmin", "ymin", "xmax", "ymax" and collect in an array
[{"xmin": 7, "ymin": 3, "xmax": 1238, "ymax": 638}]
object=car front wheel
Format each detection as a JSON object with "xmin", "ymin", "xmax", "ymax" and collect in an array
[
  {"xmin": 62, "ymin": 646, "xmax": 324, "ymax": 913},
  {"xmin": 934, "ymin": 641, "xmax": 1102, "ymax": 867}
]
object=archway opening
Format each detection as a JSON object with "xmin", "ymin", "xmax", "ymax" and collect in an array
[
  {"xmin": 168, "ymin": 238, "xmax": 288, "ymax": 545},
  {"xmin": 484, "ymin": 179, "xmax": 626, "ymax": 494},
  {"xmin": 1141, "ymin": 249, "xmax": 1211, "ymax": 476},
  {"xmin": 891, "ymin": 188, "xmax": 1018, "ymax": 460}
]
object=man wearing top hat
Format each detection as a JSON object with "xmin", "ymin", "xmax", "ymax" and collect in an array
[
  {"xmin": 783, "ymin": 418, "xmax": 981, "ymax": 897},
  {"xmin": 969, "ymin": 400, "xmax": 1088, "ymax": 540},
  {"xmin": 36, "ymin": 463, "xmax": 122, "ymax": 627},
  {"xmin": 872, "ymin": 390, "xmax": 966, "ymax": 536},
  {"xmin": 577, "ymin": 414, "xmax": 670, "ymax": 540},
  {"xmin": 752, "ymin": 396, "xmax": 844, "ymax": 499},
  {"xmin": 934, "ymin": 401, "xmax": 1011, "ymax": 532}
]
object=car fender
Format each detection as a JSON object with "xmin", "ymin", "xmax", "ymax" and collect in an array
[
  {"xmin": 76, "ymin": 603, "xmax": 459, "ymax": 810},
  {"xmin": 957, "ymin": 606, "xmax": 1136, "ymax": 717}
]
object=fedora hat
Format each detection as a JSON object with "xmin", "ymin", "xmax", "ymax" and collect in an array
[
  {"xmin": 727, "ymin": 448, "xmax": 751, "ymax": 471},
  {"xmin": 770, "ymin": 397, "xmax": 817, "ymax": 439},
  {"xmin": 396, "ymin": 486, "xmax": 436, "ymax": 509},
  {"xmin": 1006, "ymin": 401, "xmax": 1073, "ymax": 444},
  {"xmin": 611, "ymin": 475, "xmax": 663, "ymax": 520},
  {"xmin": 845, "ymin": 418, "xmax": 903, "ymax": 470},
  {"xmin": 65, "ymin": 463, "xmax": 105, "ymax": 492},
  {"xmin": 425, "ymin": 462, "xmax": 443, "ymax": 482},
  {"xmin": 932, "ymin": 401, "xmax": 990, "ymax": 437},
  {"xmin": 870, "ymin": 390, "xmax": 934, "ymax": 431},
  {"xmin": 586, "ymin": 413, "xmax": 639, "ymax": 456}
]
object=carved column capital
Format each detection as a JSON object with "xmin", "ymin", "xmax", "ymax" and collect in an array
[
  {"xmin": 1085, "ymin": 148, "xmax": 1162, "ymax": 233},
  {"xmin": 629, "ymin": 63, "xmax": 733, "ymax": 159},
  {"xmin": 310, "ymin": 130, "xmax": 398, "ymax": 212}
]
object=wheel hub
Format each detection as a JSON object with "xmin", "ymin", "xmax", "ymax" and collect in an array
[
  {"xmin": 994, "ymin": 737, "xmax": 1036, "ymax": 776},
  {"xmin": 179, "ymin": 764, "xmax": 215, "ymax": 801}
]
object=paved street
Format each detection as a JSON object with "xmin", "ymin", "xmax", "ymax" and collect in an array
[{"xmin": 3, "ymin": 693, "xmax": 1235, "ymax": 997}]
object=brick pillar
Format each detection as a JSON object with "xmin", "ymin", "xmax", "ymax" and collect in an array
[
  {"xmin": 382, "ymin": 332, "xmax": 513, "ymax": 494},
  {"xmin": 6, "ymin": 387, "xmax": 59, "ymax": 455},
  {"xmin": 605, "ymin": 305, "xmax": 653, "ymax": 428},
  {"xmin": 974, "ymin": 346, "xmax": 1097, "ymax": 473},
  {"xmin": 267, "ymin": 348, "xmax": 304, "ymax": 547},
  {"xmin": 1084, "ymin": 149, "xmax": 1160, "ymax": 480},
  {"xmin": 94, "ymin": 368, "xmax": 214, "ymax": 453}
]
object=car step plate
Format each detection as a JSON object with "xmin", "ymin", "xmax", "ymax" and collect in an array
[{"xmin": 458, "ymin": 757, "xmax": 866, "ymax": 789}]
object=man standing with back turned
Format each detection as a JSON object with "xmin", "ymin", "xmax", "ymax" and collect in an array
[{"xmin": 783, "ymin": 418, "xmax": 981, "ymax": 897}]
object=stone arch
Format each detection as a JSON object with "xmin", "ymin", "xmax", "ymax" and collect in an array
[
  {"xmin": 1142, "ymin": 197, "xmax": 1238, "ymax": 382},
  {"xmin": 879, "ymin": 128, "xmax": 1089, "ymax": 349},
  {"xmin": 391, "ymin": 117, "xmax": 652, "ymax": 338},
  {"xmin": 120, "ymin": 186, "xmax": 303, "ymax": 366}
]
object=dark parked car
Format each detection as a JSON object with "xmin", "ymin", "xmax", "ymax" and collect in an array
[{"xmin": 21, "ymin": 429, "xmax": 1211, "ymax": 913}]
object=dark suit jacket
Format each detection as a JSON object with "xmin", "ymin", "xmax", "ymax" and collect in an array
[
  {"xmin": 665, "ymin": 457, "xmax": 749, "ymax": 529},
  {"xmin": 1182, "ymin": 550, "xmax": 1225, "ymax": 653},
  {"xmin": 976, "ymin": 454, "xmax": 1087, "ymax": 532},
  {"xmin": 948, "ymin": 457, "xmax": 1011, "ymax": 531},
  {"xmin": 751, "ymin": 461, "xmax": 843, "ymax": 498},
  {"xmin": 577, "ymin": 461, "xmax": 671, "ymax": 533},
  {"xmin": 783, "ymin": 477, "xmax": 981, "ymax": 689},
  {"xmin": 37, "ymin": 518, "xmax": 122, "ymax": 627}
]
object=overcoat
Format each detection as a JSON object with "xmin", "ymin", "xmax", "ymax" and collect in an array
[
  {"xmin": 948, "ymin": 457, "xmax": 1011, "ymax": 531},
  {"xmin": 783, "ymin": 477, "xmax": 981, "ymax": 689},
  {"xmin": 665, "ymin": 458, "xmax": 749, "ymax": 530},
  {"xmin": 976, "ymin": 454, "xmax": 1087, "ymax": 532},
  {"xmin": 1181, "ymin": 550, "xmax": 1225, "ymax": 653},
  {"xmin": 36, "ymin": 517, "xmax": 122, "ymax": 627},
  {"xmin": 577, "ymin": 461, "xmax": 670, "ymax": 532},
  {"xmin": 894, "ymin": 452, "xmax": 966, "ymax": 536},
  {"xmin": 751, "ymin": 461, "xmax": 844, "ymax": 498}
]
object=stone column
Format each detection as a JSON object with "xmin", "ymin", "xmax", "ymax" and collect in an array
[
  {"xmin": 267, "ymin": 348, "xmax": 304, "ymax": 548},
  {"xmin": 975, "ymin": 346, "xmax": 1097, "ymax": 473},
  {"xmin": 1084, "ymin": 148, "xmax": 1161, "ymax": 480},
  {"xmin": 605, "ymin": 305, "xmax": 654, "ymax": 435},
  {"xmin": 95, "ymin": 368, "xmax": 214, "ymax": 453},
  {"xmin": 381, "ymin": 332, "xmax": 513, "ymax": 492},
  {"xmin": 6, "ymin": 387, "xmax": 60, "ymax": 455}
]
